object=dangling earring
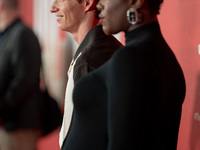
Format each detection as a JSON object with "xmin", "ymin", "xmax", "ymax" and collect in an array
[{"xmin": 127, "ymin": 8, "xmax": 142, "ymax": 25}]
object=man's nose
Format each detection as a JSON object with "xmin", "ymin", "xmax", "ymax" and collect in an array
[{"xmin": 50, "ymin": 1, "xmax": 59, "ymax": 13}]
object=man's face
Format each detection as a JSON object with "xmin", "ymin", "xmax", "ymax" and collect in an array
[{"xmin": 50, "ymin": 0, "xmax": 85, "ymax": 33}]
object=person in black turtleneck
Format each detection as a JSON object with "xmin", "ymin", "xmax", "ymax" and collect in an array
[
  {"xmin": 0, "ymin": 0, "xmax": 43, "ymax": 149},
  {"xmin": 62, "ymin": 0, "xmax": 186, "ymax": 150}
]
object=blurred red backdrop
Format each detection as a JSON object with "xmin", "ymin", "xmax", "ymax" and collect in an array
[
  {"xmin": 19, "ymin": 0, "xmax": 33, "ymax": 28},
  {"xmin": 158, "ymin": 1, "xmax": 200, "ymax": 150}
]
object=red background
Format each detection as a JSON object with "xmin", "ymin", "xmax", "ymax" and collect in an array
[
  {"xmin": 158, "ymin": 1, "xmax": 200, "ymax": 150},
  {"xmin": 19, "ymin": 0, "xmax": 33, "ymax": 28}
]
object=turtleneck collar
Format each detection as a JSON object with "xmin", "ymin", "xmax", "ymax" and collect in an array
[{"xmin": 125, "ymin": 22, "xmax": 160, "ymax": 46}]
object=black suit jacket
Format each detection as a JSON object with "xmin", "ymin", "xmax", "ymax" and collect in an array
[
  {"xmin": 0, "ymin": 19, "xmax": 43, "ymax": 131},
  {"xmin": 73, "ymin": 25, "xmax": 123, "ymax": 84},
  {"xmin": 61, "ymin": 25, "xmax": 123, "ymax": 149}
]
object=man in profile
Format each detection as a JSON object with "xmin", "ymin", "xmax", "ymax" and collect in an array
[
  {"xmin": 50, "ymin": 0, "xmax": 123, "ymax": 148},
  {"xmin": 0, "ymin": 0, "xmax": 42, "ymax": 149}
]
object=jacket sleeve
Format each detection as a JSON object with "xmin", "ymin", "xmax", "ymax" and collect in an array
[
  {"xmin": 106, "ymin": 49, "xmax": 152, "ymax": 150},
  {"xmin": 0, "ymin": 27, "xmax": 41, "ymax": 117}
]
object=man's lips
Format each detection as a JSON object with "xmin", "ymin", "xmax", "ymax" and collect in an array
[{"xmin": 56, "ymin": 15, "xmax": 63, "ymax": 21}]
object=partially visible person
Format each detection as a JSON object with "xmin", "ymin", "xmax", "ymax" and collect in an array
[
  {"xmin": 0, "ymin": 0, "xmax": 43, "ymax": 149},
  {"xmin": 50, "ymin": 0, "xmax": 123, "ymax": 148},
  {"xmin": 62, "ymin": 0, "xmax": 186, "ymax": 149}
]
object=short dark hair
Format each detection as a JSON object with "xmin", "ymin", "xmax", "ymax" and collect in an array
[
  {"xmin": 2, "ymin": 0, "xmax": 18, "ymax": 9},
  {"xmin": 147, "ymin": 0, "xmax": 164, "ymax": 15}
]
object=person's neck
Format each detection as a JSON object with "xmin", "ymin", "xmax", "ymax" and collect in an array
[
  {"xmin": 0, "ymin": 10, "xmax": 19, "ymax": 32},
  {"xmin": 127, "ymin": 15, "xmax": 158, "ymax": 32},
  {"xmin": 71, "ymin": 12, "xmax": 99, "ymax": 45}
]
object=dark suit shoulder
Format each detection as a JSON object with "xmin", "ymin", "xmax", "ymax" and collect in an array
[
  {"xmin": 79, "ymin": 34, "xmax": 123, "ymax": 70},
  {"xmin": 73, "ymin": 27, "xmax": 123, "ymax": 84}
]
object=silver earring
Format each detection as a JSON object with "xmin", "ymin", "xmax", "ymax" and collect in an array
[{"xmin": 127, "ymin": 8, "xmax": 140, "ymax": 25}]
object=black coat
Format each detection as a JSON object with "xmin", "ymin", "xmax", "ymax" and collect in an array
[
  {"xmin": 0, "ymin": 19, "xmax": 43, "ymax": 131},
  {"xmin": 63, "ymin": 22, "xmax": 186, "ymax": 150}
]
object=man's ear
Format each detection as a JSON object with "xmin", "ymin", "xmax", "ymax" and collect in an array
[
  {"xmin": 130, "ymin": 0, "xmax": 144, "ymax": 9},
  {"xmin": 84, "ymin": 0, "xmax": 97, "ymax": 12}
]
